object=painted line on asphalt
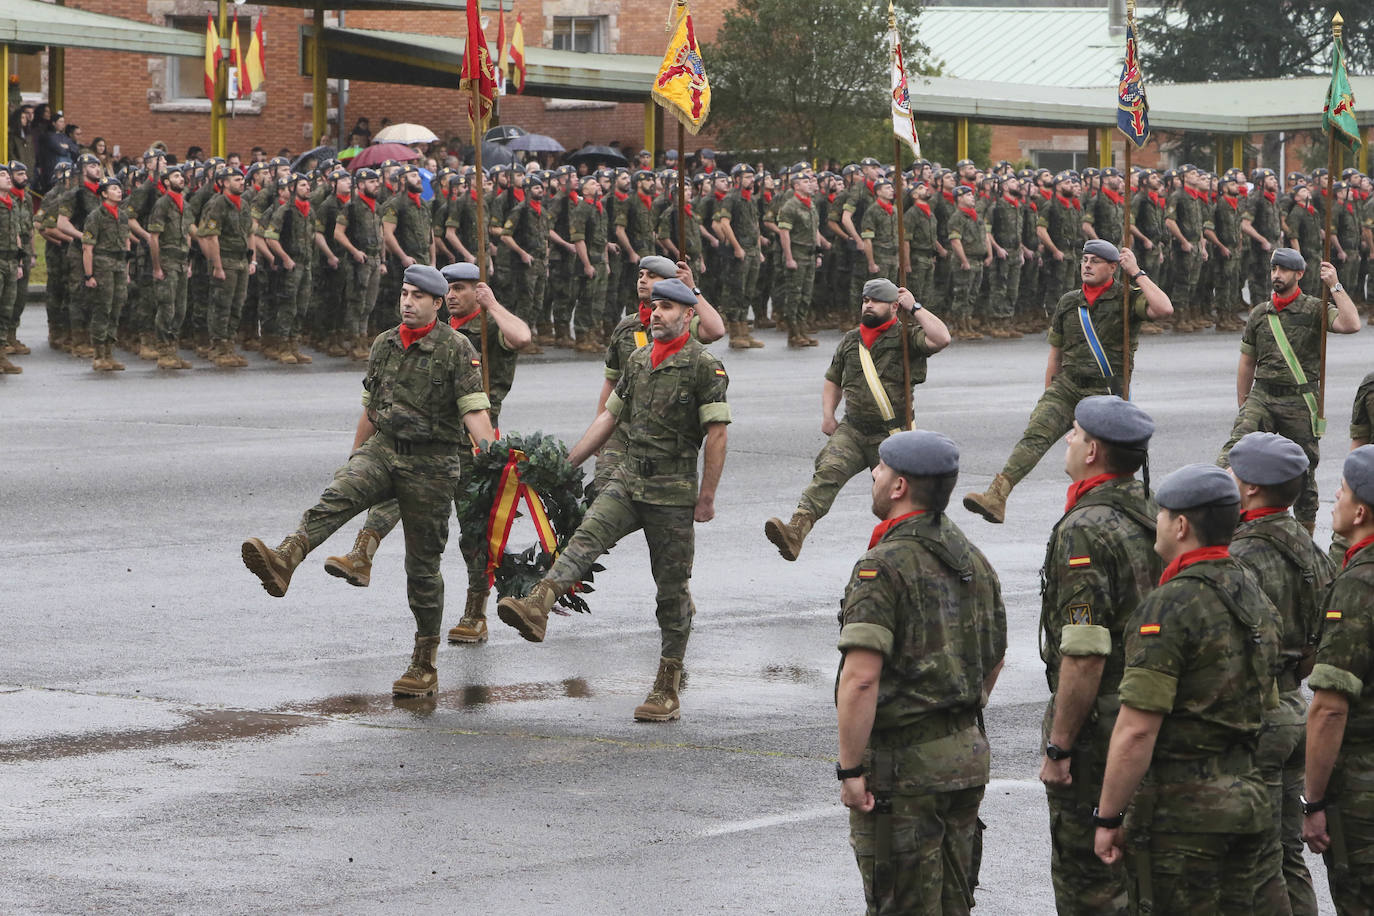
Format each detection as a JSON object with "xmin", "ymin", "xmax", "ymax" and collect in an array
[{"xmin": 698, "ymin": 805, "xmax": 839, "ymax": 837}]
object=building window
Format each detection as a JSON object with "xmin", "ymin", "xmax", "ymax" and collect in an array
[
  {"xmin": 551, "ymin": 16, "xmax": 605, "ymax": 53},
  {"xmin": 1034, "ymin": 150, "xmax": 1095, "ymax": 173},
  {"xmin": 166, "ymin": 17, "xmax": 210, "ymax": 101}
]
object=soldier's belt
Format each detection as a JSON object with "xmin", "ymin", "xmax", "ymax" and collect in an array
[
  {"xmin": 625, "ymin": 454, "xmax": 696, "ymax": 476},
  {"xmin": 1254, "ymin": 377, "xmax": 1319, "ymax": 397},
  {"xmin": 1148, "ymin": 745, "xmax": 1255, "ymax": 782},
  {"xmin": 376, "ymin": 432, "xmax": 460, "ymax": 457},
  {"xmin": 1064, "ymin": 371, "xmax": 1121, "ymax": 390},
  {"xmin": 1277, "ymin": 670, "xmax": 1301, "ymax": 693},
  {"xmin": 868, "ymin": 708, "xmax": 979, "ymax": 747}
]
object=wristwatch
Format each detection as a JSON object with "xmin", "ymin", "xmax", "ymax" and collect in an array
[
  {"xmin": 1091, "ymin": 807, "xmax": 1125, "ymax": 829},
  {"xmin": 836, "ymin": 762, "xmax": 865, "ymax": 781},
  {"xmin": 1045, "ymin": 743, "xmax": 1073, "ymax": 761},
  {"xmin": 1128, "ymin": 270, "xmax": 1146, "ymax": 281},
  {"xmin": 1300, "ymin": 795, "xmax": 1327, "ymax": 815},
  {"xmin": 1331, "ymin": 282, "xmax": 1345, "ymax": 294}
]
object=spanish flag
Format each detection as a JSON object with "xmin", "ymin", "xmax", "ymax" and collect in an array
[
  {"xmin": 509, "ymin": 13, "xmax": 527, "ymax": 94},
  {"xmin": 204, "ymin": 15, "xmax": 221, "ymax": 100},
  {"xmin": 495, "ymin": 0, "xmax": 507, "ymax": 96},
  {"xmin": 229, "ymin": 12, "xmax": 244, "ymax": 98},
  {"xmin": 652, "ymin": 0, "xmax": 710, "ymax": 135},
  {"xmin": 243, "ymin": 17, "xmax": 266, "ymax": 97}
]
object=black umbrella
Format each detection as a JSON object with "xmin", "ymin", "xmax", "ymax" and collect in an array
[
  {"xmin": 507, "ymin": 133, "xmax": 565, "ymax": 153},
  {"xmin": 567, "ymin": 144, "xmax": 628, "ymax": 168},
  {"xmin": 291, "ymin": 145, "xmax": 336, "ymax": 172},
  {"xmin": 484, "ymin": 125, "xmax": 527, "ymax": 144},
  {"xmin": 475, "ymin": 140, "xmax": 516, "ymax": 167}
]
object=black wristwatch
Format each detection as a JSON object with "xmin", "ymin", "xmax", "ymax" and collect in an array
[
  {"xmin": 692, "ymin": 286, "xmax": 702, "ymax": 296},
  {"xmin": 836, "ymin": 762, "xmax": 865, "ymax": 781},
  {"xmin": 1045, "ymin": 743, "xmax": 1073, "ymax": 761},
  {"xmin": 84, "ymin": 273, "xmax": 95, "ymax": 281},
  {"xmin": 1300, "ymin": 795, "xmax": 1327, "ymax": 816},
  {"xmin": 1091, "ymin": 807, "xmax": 1125, "ymax": 829},
  {"xmin": 1129, "ymin": 270, "xmax": 1146, "ymax": 281}
]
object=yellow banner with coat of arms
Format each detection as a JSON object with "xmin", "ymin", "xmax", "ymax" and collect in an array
[{"xmin": 652, "ymin": 1, "xmax": 711, "ymax": 135}]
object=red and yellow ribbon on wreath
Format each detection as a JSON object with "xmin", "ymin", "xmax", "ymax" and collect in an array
[{"xmin": 485, "ymin": 448, "xmax": 559, "ymax": 586}]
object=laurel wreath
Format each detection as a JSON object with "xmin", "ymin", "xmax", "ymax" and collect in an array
[{"xmin": 456, "ymin": 431, "xmax": 602, "ymax": 614}]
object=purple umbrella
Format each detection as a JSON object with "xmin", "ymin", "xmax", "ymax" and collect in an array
[{"xmin": 346, "ymin": 143, "xmax": 421, "ymax": 171}]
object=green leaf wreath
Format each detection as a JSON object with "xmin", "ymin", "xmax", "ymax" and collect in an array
[{"xmin": 456, "ymin": 431, "xmax": 604, "ymax": 614}]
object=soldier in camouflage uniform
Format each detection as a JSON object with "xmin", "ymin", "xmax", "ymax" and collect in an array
[
  {"xmin": 186, "ymin": 159, "xmax": 223, "ymax": 358},
  {"xmin": 932, "ymin": 170, "xmax": 958, "ymax": 316},
  {"xmin": 1302, "ymin": 446, "xmax": 1374, "ymax": 911},
  {"xmin": 145, "ymin": 162, "xmax": 193, "ymax": 370},
  {"xmin": 568, "ymin": 175, "xmax": 610, "ymax": 353},
  {"xmin": 841, "ymin": 158, "xmax": 881, "ymax": 311},
  {"xmin": 714, "ymin": 163, "xmax": 765, "ymax": 350},
  {"xmin": 312, "ymin": 168, "xmax": 351, "ymax": 357},
  {"xmin": 546, "ymin": 165, "xmax": 582, "ymax": 349},
  {"xmin": 835, "ymin": 429, "xmax": 1006, "ymax": 916},
  {"xmin": 1205, "ymin": 171, "xmax": 1247, "ymax": 332},
  {"xmin": 501, "ymin": 172, "xmax": 549, "ymax": 343},
  {"xmin": 1333, "ymin": 182, "xmax": 1362, "ymax": 302},
  {"xmin": 0, "ymin": 164, "xmax": 25, "ymax": 374},
  {"xmin": 262, "ymin": 173, "xmax": 317, "ymax": 365},
  {"xmin": 614, "ymin": 170, "xmax": 657, "ymax": 321},
  {"xmin": 775, "ymin": 165, "xmax": 826, "ymax": 348},
  {"xmin": 965, "ymin": 240, "xmax": 1174, "ymax": 524},
  {"xmin": 242, "ymin": 264, "xmax": 494, "ymax": 698},
  {"xmin": 1085, "ymin": 168, "xmax": 1126, "ymax": 249},
  {"xmin": 1164, "ymin": 164, "xmax": 1209, "ymax": 331},
  {"xmin": 125, "ymin": 149, "xmax": 166, "ymax": 360},
  {"xmin": 1037, "ymin": 173, "xmax": 1084, "ymax": 314},
  {"xmin": 1093, "ymin": 463, "xmax": 1289, "ymax": 913},
  {"xmin": 496, "ymin": 277, "xmax": 730, "ymax": 723},
  {"xmin": 948, "ymin": 185, "xmax": 992, "ymax": 340},
  {"xmin": 1130, "ymin": 170, "xmax": 1167, "ymax": 290},
  {"xmin": 196, "ymin": 166, "xmax": 256, "ymax": 368},
  {"xmin": 859, "ymin": 178, "xmax": 900, "ymax": 296},
  {"xmin": 764, "ymin": 279, "xmax": 949, "ymax": 562},
  {"xmin": 1227, "ymin": 432, "xmax": 1334, "ymax": 916},
  {"xmin": 55, "ymin": 153, "xmax": 105, "ymax": 359},
  {"xmin": 3, "ymin": 161, "xmax": 35, "ymax": 361},
  {"xmin": 334, "ymin": 167, "xmax": 385, "ymax": 361},
  {"xmin": 1286, "ymin": 187, "xmax": 1323, "ymax": 296},
  {"xmin": 35, "ymin": 163, "xmax": 73, "ymax": 352},
  {"xmin": 324, "ymin": 262, "xmax": 530, "ymax": 646},
  {"xmin": 1217, "ymin": 248, "xmax": 1362, "ymax": 532},
  {"xmin": 1242, "ymin": 169, "xmax": 1283, "ymax": 311},
  {"xmin": 987, "ymin": 175, "xmax": 1027, "ymax": 340},
  {"xmin": 1353, "ymin": 372, "xmax": 1374, "ymax": 450},
  {"xmin": 1038, "ymin": 396, "xmax": 1160, "ymax": 916},
  {"xmin": 81, "ymin": 175, "xmax": 131, "ymax": 372},
  {"xmin": 903, "ymin": 181, "xmax": 940, "ymax": 309},
  {"xmin": 379, "ymin": 164, "xmax": 435, "ymax": 334}
]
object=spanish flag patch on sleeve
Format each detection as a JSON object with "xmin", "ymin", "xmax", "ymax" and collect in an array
[
  {"xmin": 1327, "ymin": 610, "xmax": 1343, "ymax": 621},
  {"xmin": 1068, "ymin": 555, "xmax": 1092, "ymax": 569},
  {"xmin": 1139, "ymin": 623, "xmax": 1162, "ymax": 636},
  {"xmin": 714, "ymin": 368, "xmax": 727, "ymax": 377},
  {"xmin": 857, "ymin": 568, "xmax": 878, "ymax": 580},
  {"xmin": 470, "ymin": 357, "xmax": 482, "ymax": 367}
]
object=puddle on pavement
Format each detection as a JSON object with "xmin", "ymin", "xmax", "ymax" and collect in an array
[
  {"xmin": 0, "ymin": 678, "xmax": 594, "ymax": 762},
  {"xmin": 760, "ymin": 664, "xmax": 825, "ymax": 685}
]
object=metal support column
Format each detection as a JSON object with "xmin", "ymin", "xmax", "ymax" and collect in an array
[
  {"xmin": 956, "ymin": 118, "xmax": 968, "ymax": 161},
  {"xmin": 311, "ymin": 8, "xmax": 327, "ymax": 146},
  {"xmin": 643, "ymin": 102, "xmax": 655, "ymax": 165},
  {"xmin": 1099, "ymin": 127, "xmax": 1112, "ymax": 168}
]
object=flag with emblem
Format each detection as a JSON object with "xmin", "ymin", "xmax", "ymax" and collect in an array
[
  {"xmin": 889, "ymin": 10, "xmax": 921, "ymax": 160},
  {"xmin": 1116, "ymin": 18, "xmax": 1151, "ymax": 148},
  {"xmin": 1324, "ymin": 25, "xmax": 1361, "ymax": 153},
  {"xmin": 228, "ymin": 11, "xmax": 244, "ymax": 99},
  {"xmin": 652, "ymin": 1, "xmax": 711, "ymax": 135},
  {"xmin": 460, "ymin": 0, "xmax": 498, "ymax": 131}
]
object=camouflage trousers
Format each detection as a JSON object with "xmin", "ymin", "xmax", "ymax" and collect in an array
[
  {"xmin": 188, "ymin": 255, "xmax": 210, "ymax": 337},
  {"xmin": 545, "ymin": 472, "xmax": 696, "ymax": 660},
  {"xmin": 65, "ymin": 244, "xmax": 91, "ymax": 332},
  {"xmin": 950, "ymin": 261, "xmax": 984, "ymax": 321},
  {"xmin": 908, "ymin": 251, "xmax": 935, "ymax": 308},
  {"xmin": 571, "ymin": 259, "xmax": 608, "ymax": 335},
  {"xmin": 615, "ymin": 253, "xmax": 640, "ymax": 318},
  {"xmin": 989, "ymin": 254, "xmax": 1022, "ymax": 320},
  {"xmin": 153, "ymin": 262, "xmax": 189, "ymax": 341},
  {"xmin": 511, "ymin": 257, "xmax": 547, "ymax": 328},
  {"xmin": 849, "ymin": 784, "xmax": 985, "ymax": 916},
  {"xmin": 45, "ymin": 241, "xmax": 69, "ymax": 334},
  {"xmin": 1124, "ymin": 826, "xmax": 1289, "ymax": 914},
  {"xmin": 311, "ymin": 258, "xmax": 347, "ymax": 337},
  {"xmin": 776, "ymin": 254, "xmax": 817, "ymax": 327},
  {"xmin": 797, "ymin": 420, "xmax": 885, "ymax": 521},
  {"xmin": 1248, "ymin": 243, "xmax": 1276, "ymax": 309},
  {"xmin": 272, "ymin": 263, "xmax": 312, "ymax": 340},
  {"xmin": 129, "ymin": 249, "xmax": 155, "ymax": 334},
  {"xmin": 1218, "ymin": 389, "xmax": 1321, "ymax": 527},
  {"xmin": 1338, "ymin": 250, "xmax": 1360, "ymax": 296},
  {"xmin": 1001, "ymin": 376, "xmax": 1107, "ymax": 486},
  {"xmin": 1299, "ymin": 255, "xmax": 1321, "ymax": 296},
  {"xmin": 1322, "ymin": 750, "xmax": 1374, "ymax": 916},
  {"xmin": 1041, "ymin": 255, "xmax": 1075, "ymax": 313},
  {"xmin": 88, "ymin": 255, "xmax": 129, "ymax": 344},
  {"xmin": 1257, "ymin": 691, "xmax": 1318, "ymax": 916},
  {"xmin": 604, "ymin": 255, "xmax": 624, "ymax": 333},
  {"xmin": 719, "ymin": 250, "xmax": 762, "ymax": 323},
  {"xmin": 1042, "ymin": 700, "xmax": 1129, "ymax": 915},
  {"xmin": 870, "ymin": 247, "xmax": 901, "ymax": 290},
  {"xmin": 293, "ymin": 435, "xmax": 460, "ymax": 637},
  {"xmin": 0, "ymin": 257, "xmax": 18, "ymax": 336},
  {"xmin": 208, "ymin": 259, "xmax": 250, "ymax": 343},
  {"xmin": 346, "ymin": 256, "xmax": 382, "ymax": 337},
  {"xmin": 1168, "ymin": 243, "xmax": 1203, "ymax": 318},
  {"xmin": 1212, "ymin": 250, "xmax": 1244, "ymax": 314},
  {"xmin": 930, "ymin": 251, "xmax": 952, "ymax": 314}
]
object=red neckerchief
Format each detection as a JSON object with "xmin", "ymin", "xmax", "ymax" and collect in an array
[
  {"xmin": 913, "ymin": 200, "xmax": 932, "ymax": 216},
  {"xmin": 1102, "ymin": 188, "xmax": 1124, "ymax": 205},
  {"xmin": 1039, "ymin": 187, "xmax": 1053, "ymax": 201},
  {"xmin": 1082, "ymin": 278, "xmax": 1114, "ymax": 306},
  {"xmin": 876, "ymin": 199, "xmax": 894, "ymax": 215},
  {"xmin": 1222, "ymin": 194, "xmax": 1239, "ymax": 210},
  {"xmin": 1002, "ymin": 194, "xmax": 1019, "ymax": 206},
  {"xmin": 225, "ymin": 192, "xmax": 242, "ymax": 210},
  {"xmin": 337, "ymin": 193, "xmax": 351, "ymax": 206},
  {"xmin": 512, "ymin": 188, "xmax": 526, "ymax": 203},
  {"xmin": 13, "ymin": 187, "xmax": 26, "ymax": 205},
  {"xmin": 763, "ymin": 191, "xmax": 773, "ymax": 203},
  {"xmin": 397, "ymin": 318, "xmax": 437, "ymax": 349},
  {"xmin": 1185, "ymin": 186, "xmax": 1204, "ymax": 201},
  {"xmin": 865, "ymin": 179, "xmax": 877, "ymax": 196},
  {"xmin": 383, "ymin": 179, "xmax": 398, "ymax": 195},
  {"xmin": 594, "ymin": 198, "xmax": 604, "ymax": 214},
  {"xmin": 1149, "ymin": 190, "xmax": 1165, "ymax": 208},
  {"xmin": 407, "ymin": 191, "xmax": 423, "ymax": 209},
  {"xmin": 0, "ymin": 192, "xmax": 12, "ymax": 210},
  {"xmin": 942, "ymin": 190, "xmax": 956, "ymax": 205},
  {"xmin": 714, "ymin": 190, "xmax": 726, "ymax": 201},
  {"xmin": 958, "ymin": 205, "xmax": 977, "ymax": 219},
  {"xmin": 1028, "ymin": 199, "xmax": 1038, "ymax": 212},
  {"xmin": 101, "ymin": 201, "xmax": 119, "ymax": 219},
  {"xmin": 530, "ymin": 199, "xmax": 542, "ymax": 215},
  {"xmin": 703, "ymin": 163, "xmax": 714, "ymax": 174},
  {"xmin": 568, "ymin": 190, "xmax": 581, "ymax": 206},
  {"xmin": 165, "ymin": 190, "xmax": 184, "ymax": 213},
  {"xmin": 858, "ymin": 315, "xmax": 896, "ymax": 349},
  {"xmin": 1346, "ymin": 201, "xmax": 1356, "ymax": 214},
  {"xmin": 1065, "ymin": 472, "xmax": 1128, "ymax": 513},
  {"xmin": 358, "ymin": 193, "xmax": 376, "ymax": 213},
  {"xmin": 795, "ymin": 194, "xmax": 812, "ymax": 209},
  {"xmin": 650, "ymin": 329, "xmax": 690, "ymax": 367},
  {"xmin": 614, "ymin": 190, "xmax": 628, "ymax": 202},
  {"xmin": 84, "ymin": 179, "xmax": 99, "ymax": 195},
  {"xmin": 742, "ymin": 189, "xmax": 752, "ymax": 201},
  {"xmin": 1344, "ymin": 534, "xmax": 1374, "ymax": 568},
  {"xmin": 468, "ymin": 188, "xmax": 479, "ymax": 202},
  {"xmin": 868, "ymin": 510, "xmax": 926, "ymax": 549},
  {"xmin": 1273, "ymin": 287, "xmax": 1301, "ymax": 311},
  {"xmin": 293, "ymin": 198, "xmax": 309, "ymax": 219},
  {"xmin": 637, "ymin": 301, "xmax": 652, "ymax": 327},
  {"xmin": 1160, "ymin": 545, "xmax": 1231, "ymax": 585},
  {"xmin": 449, "ymin": 309, "xmax": 480, "ymax": 331},
  {"xmin": 1057, "ymin": 194, "xmax": 1081, "ymax": 211},
  {"xmin": 1304, "ymin": 203, "xmax": 1317, "ymax": 215},
  {"xmin": 683, "ymin": 202, "xmax": 694, "ymax": 217},
  {"xmin": 637, "ymin": 191, "xmax": 654, "ymax": 210},
  {"xmin": 1239, "ymin": 506, "xmax": 1286, "ymax": 523},
  {"xmin": 1263, "ymin": 190, "xmax": 1277, "ymax": 204},
  {"xmin": 1321, "ymin": 187, "xmax": 1330, "ymax": 197}
]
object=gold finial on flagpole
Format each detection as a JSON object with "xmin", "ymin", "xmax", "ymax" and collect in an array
[
  {"xmin": 1334, "ymin": 11, "xmax": 1343, "ymax": 37},
  {"xmin": 1127, "ymin": 0, "xmax": 1136, "ymax": 24},
  {"xmin": 889, "ymin": 0, "xmax": 896, "ymax": 28}
]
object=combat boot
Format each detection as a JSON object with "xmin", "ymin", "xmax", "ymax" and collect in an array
[
  {"xmin": 962, "ymin": 317, "xmax": 984, "ymax": 340},
  {"xmin": 138, "ymin": 333, "xmax": 159, "ymax": 361},
  {"xmin": 728, "ymin": 320, "xmax": 751, "ymax": 349},
  {"xmin": 241, "ymin": 532, "xmax": 308, "ymax": 598},
  {"xmin": 71, "ymin": 332, "xmax": 95, "ymax": 359},
  {"xmin": 520, "ymin": 339, "xmax": 544, "ymax": 355},
  {"xmin": 261, "ymin": 334, "xmax": 282, "ymax": 361},
  {"xmin": 100, "ymin": 341, "xmax": 125, "ymax": 371},
  {"xmin": 448, "ymin": 589, "xmax": 491, "ymax": 643},
  {"xmin": 496, "ymin": 579, "xmax": 560, "ymax": 642},
  {"xmin": 288, "ymin": 337, "xmax": 312, "ymax": 364},
  {"xmin": 7, "ymin": 330, "xmax": 30, "ymax": 355},
  {"xmin": 275, "ymin": 338, "xmax": 298, "ymax": 364},
  {"xmin": 0, "ymin": 351, "xmax": 21, "ymax": 374},
  {"xmin": 194, "ymin": 330, "xmax": 212, "ymax": 358},
  {"xmin": 326, "ymin": 331, "xmax": 348, "ymax": 358},
  {"xmin": 744, "ymin": 323, "xmax": 766, "ymax": 348},
  {"xmin": 241, "ymin": 329, "xmax": 262, "ymax": 352},
  {"xmin": 764, "ymin": 509, "xmax": 815, "ymax": 562},
  {"xmin": 574, "ymin": 329, "xmax": 602, "ymax": 354},
  {"xmin": 800, "ymin": 318, "xmax": 819, "ymax": 346},
  {"xmin": 349, "ymin": 334, "xmax": 370, "ymax": 360},
  {"xmin": 229, "ymin": 343, "xmax": 248, "ymax": 368},
  {"xmin": 962, "ymin": 472, "xmax": 1013, "ymax": 524},
  {"xmin": 156, "ymin": 340, "xmax": 182, "ymax": 370},
  {"xmin": 47, "ymin": 329, "xmax": 64, "ymax": 351},
  {"xmin": 211, "ymin": 340, "xmax": 238, "ymax": 368},
  {"xmin": 553, "ymin": 324, "xmax": 573, "ymax": 349},
  {"xmin": 323, "ymin": 528, "xmax": 381, "ymax": 588},
  {"xmin": 633, "ymin": 657, "xmax": 684, "ymax": 722},
  {"xmin": 392, "ymin": 634, "xmax": 441, "ymax": 697}
]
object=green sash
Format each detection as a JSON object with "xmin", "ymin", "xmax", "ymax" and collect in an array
[{"xmin": 1266, "ymin": 312, "xmax": 1326, "ymax": 437}]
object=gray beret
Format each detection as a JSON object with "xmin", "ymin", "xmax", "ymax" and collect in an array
[
  {"xmin": 1082, "ymin": 239, "xmax": 1120, "ymax": 262},
  {"xmin": 403, "ymin": 264, "xmax": 447, "ymax": 297},
  {"xmin": 1074, "ymin": 395, "xmax": 1153, "ymax": 447},
  {"xmin": 650, "ymin": 277, "xmax": 698, "ymax": 306},
  {"xmin": 863, "ymin": 278, "xmax": 900, "ymax": 303},
  {"xmin": 879, "ymin": 430, "xmax": 960, "ymax": 477},
  {"xmin": 638, "ymin": 255, "xmax": 678, "ymax": 279},
  {"xmin": 440, "ymin": 262, "xmax": 480, "ymax": 283},
  {"xmin": 1229, "ymin": 432, "xmax": 1309, "ymax": 486},
  {"xmin": 1156, "ymin": 463, "xmax": 1241, "ymax": 510},
  {"xmin": 1343, "ymin": 445, "xmax": 1374, "ymax": 505},
  {"xmin": 1271, "ymin": 247, "xmax": 1306, "ymax": 271}
]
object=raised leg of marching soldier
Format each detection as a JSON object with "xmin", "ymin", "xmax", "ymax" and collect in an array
[
  {"xmin": 346, "ymin": 256, "xmax": 382, "ymax": 360},
  {"xmin": 154, "ymin": 264, "xmax": 192, "ymax": 370},
  {"xmin": 44, "ymin": 240, "xmax": 70, "ymax": 350},
  {"xmin": 88, "ymin": 254, "xmax": 129, "ymax": 372},
  {"xmin": 275, "ymin": 262, "xmax": 313, "ymax": 365},
  {"xmin": 208, "ymin": 260, "xmax": 251, "ymax": 368},
  {"xmin": 785, "ymin": 421, "xmax": 884, "ymax": 548},
  {"xmin": 1218, "ymin": 390, "xmax": 1322, "ymax": 530}
]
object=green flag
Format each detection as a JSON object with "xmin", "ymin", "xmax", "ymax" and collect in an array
[{"xmin": 1324, "ymin": 34, "xmax": 1361, "ymax": 152}]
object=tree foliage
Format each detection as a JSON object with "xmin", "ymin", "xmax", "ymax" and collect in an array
[{"xmin": 704, "ymin": 0, "xmax": 923, "ymax": 159}]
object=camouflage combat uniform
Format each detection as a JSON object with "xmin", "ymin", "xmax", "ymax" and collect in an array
[
  {"xmin": 503, "ymin": 195, "xmax": 549, "ymax": 328},
  {"xmin": 1116, "ymin": 552, "xmax": 1288, "ymax": 912},
  {"xmin": 337, "ymin": 193, "xmax": 383, "ymax": 342},
  {"xmin": 1039, "ymin": 193, "xmax": 1082, "ymax": 308},
  {"xmin": 1040, "ymin": 476, "xmax": 1160, "ymax": 916},
  {"xmin": 146, "ymin": 188, "xmax": 192, "ymax": 343},
  {"xmin": 988, "ymin": 194, "xmax": 1023, "ymax": 323},
  {"xmin": 263, "ymin": 198, "xmax": 317, "ymax": 344},
  {"xmin": 568, "ymin": 195, "xmax": 609, "ymax": 340},
  {"xmin": 198, "ymin": 190, "xmax": 254, "ymax": 346},
  {"xmin": 1243, "ymin": 190, "xmax": 1284, "ymax": 308},
  {"xmin": 81, "ymin": 199, "xmax": 130, "ymax": 346},
  {"xmin": 379, "ymin": 190, "xmax": 433, "ymax": 329},
  {"xmin": 1164, "ymin": 187, "xmax": 1205, "ymax": 321},
  {"xmin": 948, "ymin": 203, "xmax": 989, "ymax": 324},
  {"xmin": 1208, "ymin": 192, "xmax": 1245, "ymax": 315},
  {"xmin": 718, "ymin": 189, "xmax": 763, "ymax": 325},
  {"xmin": 904, "ymin": 200, "xmax": 937, "ymax": 307},
  {"xmin": 859, "ymin": 199, "xmax": 899, "ymax": 294},
  {"xmin": 58, "ymin": 178, "xmax": 101, "ymax": 339},
  {"xmin": 35, "ymin": 184, "xmax": 70, "ymax": 343},
  {"xmin": 775, "ymin": 193, "xmax": 819, "ymax": 330},
  {"xmin": 0, "ymin": 188, "xmax": 25, "ymax": 345},
  {"xmin": 1352, "ymin": 371, "xmax": 1374, "ymax": 444},
  {"xmin": 838, "ymin": 511, "xmax": 1007, "ymax": 916},
  {"xmin": 1287, "ymin": 203, "xmax": 1322, "ymax": 296}
]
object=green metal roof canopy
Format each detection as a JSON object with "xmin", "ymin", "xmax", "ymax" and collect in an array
[{"xmin": 0, "ymin": 0, "xmax": 202, "ymax": 56}]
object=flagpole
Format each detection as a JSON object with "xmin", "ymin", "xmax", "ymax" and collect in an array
[
  {"xmin": 1120, "ymin": 0, "xmax": 1137, "ymax": 401},
  {"xmin": 890, "ymin": 3, "xmax": 913, "ymax": 430},
  {"xmin": 471, "ymin": 75, "xmax": 490, "ymax": 394},
  {"xmin": 1319, "ymin": 14, "xmax": 1343, "ymax": 428},
  {"xmin": 677, "ymin": 122, "xmax": 687, "ymax": 259}
]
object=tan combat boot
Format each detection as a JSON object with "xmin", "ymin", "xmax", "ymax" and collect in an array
[
  {"xmin": 962, "ymin": 473, "xmax": 1013, "ymax": 524},
  {"xmin": 349, "ymin": 334, "xmax": 370, "ymax": 360},
  {"xmin": 496, "ymin": 579, "xmax": 560, "ymax": 643},
  {"xmin": 325, "ymin": 331, "xmax": 348, "ymax": 358},
  {"xmin": 241, "ymin": 533, "xmax": 308, "ymax": 598},
  {"xmin": 754, "ymin": 311, "xmax": 776, "ymax": 330},
  {"xmin": 7, "ymin": 329, "xmax": 30, "ymax": 355},
  {"xmin": 156, "ymin": 340, "xmax": 182, "ymax": 370},
  {"xmin": 633, "ymin": 657, "xmax": 684, "ymax": 722},
  {"xmin": 323, "ymin": 528, "xmax": 381, "ymax": 588},
  {"xmin": 194, "ymin": 330, "xmax": 212, "ymax": 358},
  {"xmin": 71, "ymin": 332, "xmax": 95, "ymax": 359},
  {"xmin": 211, "ymin": 340, "xmax": 237, "ymax": 368},
  {"xmin": 744, "ymin": 322, "xmax": 766, "ymax": 348},
  {"xmin": 448, "ymin": 589, "xmax": 491, "ymax": 643},
  {"xmin": 138, "ymin": 333, "xmax": 159, "ymax": 361},
  {"xmin": 728, "ymin": 320, "xmax": 751, "ymax": 349},
  {"xmin": 764, "ymin": 509, "xmax": 815, "ymax": 562},
  {"xmin": 261, "ymin": 335, "xmax": 282, "ymax": 361},
  {"xmin": 0, "ymin": 350, "xmax": 21, "ymax": 374},
  {"xmin": 275, "ymin": 336, "xmax": 298, "ymax": 364},
  {"xmin": 392, "ymin": 634, "xmax": 441, "ymax": 697},
  {"xmin": 105, "ymin": 341, "xmax": 126, "ymax": 371},
  {"xmin": 289, "ymin": 337, "xmax": 312, "ymax": 364}
]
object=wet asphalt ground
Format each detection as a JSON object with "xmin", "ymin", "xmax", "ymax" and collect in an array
[{"xmin": 3, "ymin": 305, "xmax": 1361, "ymax": 914}]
